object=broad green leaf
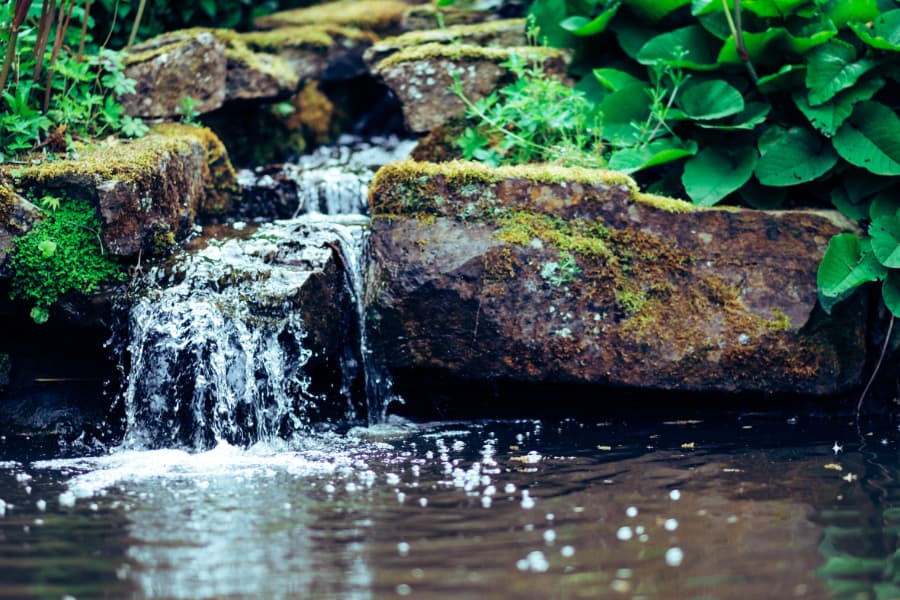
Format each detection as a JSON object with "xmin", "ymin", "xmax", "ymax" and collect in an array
[
  {"xmin": 833, "ymin": 101, "xmax": 900, "ymax": 176},
  {"xmin": 697, "ymin": 12, "xmax": 733, "ymax": 40},
  {"xmin": 608, "ymin": 138, "xmax": 698, "ymax": 173},
  {"xmin": 819, "ymin": 0, "xmax": 880, "ymax": 29},
  {"xmin": 691, "ymin": 0, "xmax": 720, "ymax": 16},
  {"xmin": 755, "ymin": 127, "xmax": 838, "ymax": 186},
  {"xmin": 622, "ymin": 0, "xmax": 689, "ymax": 22},
  {"xmin": 850, "ymin": 9, "xmax": 900, "ymax": 51},
  {"xmin": 740, "ymin": 179, "xmax": 787, "ymax": 209},
  {"xmin": 806, "ymin": 39, "xmax": 878, "ymax": 106},
  {"xmin": 696, "ymin": 102, "xmax": 770, "ymax": 130},
  {"xmin": 793, "ymin": 77, "xmax": 885, "ymax": 136},
  {"xmin": 817, "ymin": 234, "xmax": 885, "ymax": 313},
  {"xmin": 611, "ymin": 17, "xmax": 658, "ymax": 59},
  {"xmin": 682, "ymin": 146, "xmax": 757, "ymax": 206},
  {"xmin": 37, "ymin": 240, "xmax": 57, "ymax": 258},
  {"xmin": 678, "ymin": 79, "xmax": 744, "ymax": 120},
  {"xmin": 637, "ymin": 25, "xmax": 722, "ymax": 70},
  {"xmin": 717, "ymin": 26, "xmax": 836, "ymax": 66},
  {"xmin": 528, "ymin": 0, "xmax": 573, "ymax": 48},
  {"xmin": 757, "ymin": 64, "xmax": 806, "ymax": 93},
  {"xmin": 30, "ymin": 306, "xmax": 49, "ymax": 325},
  {"xmin": 560, "ymin": 3, "xmax": 620, "ymax": 36},
  {"xmin": 741, "ymin": 0, "xmax": 811, "ymax": 17},
  {"xmin": 593, "ymin": 68, "xmax": 644, "ymax": 91},
  {"xmin": 599, "ymin": 84, "xmax": 649, "ymax": 144},
  {"xmin": 883, "ymin": 270, "xmax": 900, "ymax": 317},
  {"xmin": 817, "ymin": 556, "xmax": 889, "ymax": 578},
  {"xmin": 830, "ymin": 168, "xmax": 896, "ymax": 219},
  {"xmin": 869, "ymin": 189, "xmax": 900, "ymax": 221},
  {"xmin": 870, "ymin": 215, "xmax": 900, "ymax": 267}
]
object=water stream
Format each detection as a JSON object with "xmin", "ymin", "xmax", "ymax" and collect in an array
[{"xmin": 2, "ymin": 138, "xmax": 898, "ymax": 599}]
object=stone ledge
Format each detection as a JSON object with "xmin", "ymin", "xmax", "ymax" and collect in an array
[{"xmin": 364, "ymin": 160, "xmax": 866, "ymax": 395}]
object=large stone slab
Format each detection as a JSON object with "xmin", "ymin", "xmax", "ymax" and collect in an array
[
  {"xmin": 370, "ymin": 45, "xmax": 568, "ymax": 132},
  {"xmin": 364, "ymin": 160, "xmax": 867, "ymax": 395},
  {"xmin": 0, "ymin": 184, "xmax": 38, "ymax": 273},
  {"xmin": 0, "ymin": 124, "xmax": 238, "ymax": 259},
  {"xmin": 254, "ymin": 0, "xmax": 410, "ymax": 34}
]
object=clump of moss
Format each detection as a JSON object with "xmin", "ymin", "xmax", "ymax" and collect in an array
[
  {"xmin": 254, "ymin": 0, "xmax": 409, "ymax": 32},
  {"xmin": 8, "ymin": 197, "xmax": 126, "ymax": 323},
  {"xmin": 496, "ymin": 211, "xmax": 613, "ymax": 260}
]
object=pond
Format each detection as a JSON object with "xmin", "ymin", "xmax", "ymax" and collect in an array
[{"xmin": 2, "ymin": 414, "xmax": 898, "ymax": 599}]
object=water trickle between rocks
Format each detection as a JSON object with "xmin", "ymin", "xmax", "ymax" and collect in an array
[{"xmin": 119, "ymin": 137, "xmax": 415, "ymax": 450}]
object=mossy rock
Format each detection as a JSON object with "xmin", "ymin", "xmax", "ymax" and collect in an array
[
  {"xmin": 401, "ymin": 4, "xmax": 497, "ymax": 31},
  {"xmin": 254, "ymin": 0, "xmax": 410, "ymax": 34},
  {"xmin": 0, "ymin": 183, "xmax": 39, "ymax": 272},
  {"xmin": 1, "ymin": 124, "xmax": 238, "ymax": 259},
  {"xmin": 372, "ymin": 44, "xmax": 569, "ymax": 133},
  {"xmin": 364, "ymin": 160, "xmax": 866, "ymax": 396}
]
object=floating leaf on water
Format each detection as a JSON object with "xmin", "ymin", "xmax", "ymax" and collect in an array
[
  {"xmin": 824, "ymin": 463, "xmax": 843, "ymax": 471},
  {"xmin": 681, "ymin": 442, "xmax": 696, "ymax": 449},
  {"xmin": 597, "ymin": 445, "xmax": 613, "ymax": 451}
]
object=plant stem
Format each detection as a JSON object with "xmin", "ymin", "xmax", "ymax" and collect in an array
[
  {"xmin": 43, "ymin": 0, "xmax": 75, "ymax": 113},
  {"xmin": 77, "ymin": 0, "xmax": 92, "ymax": 60},
  {"xmin": 857, "ymin": 314, "xmax": 894, "ymax": 418},
  {"xmin": 32, "ymin": 0, "xmax": 56, "ymax": 81},
  {"xmin": 127, "ymin": 0, "xmax": 147, "ymax": 48}
]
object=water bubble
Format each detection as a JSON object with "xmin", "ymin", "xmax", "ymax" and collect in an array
[
  {"xmin": 521, "ymin": 550, "xmax": 549, "ymax": 573},
  {"xmin": 664, "ymin": 518, "xmax": 679, "ymax": 531},
  {"xmin": 481, "ymin": 496, "xmax": 492, "ymax": 508},
  {"xmin": 504, "ymin": 483, "xmax": 516, "ymax": 494},
  {"xmin": 396, "ymin": 583, "xmax": 412, "ymax": 596},
  {"xmin": 324, "ymin": 483, "xmax": 336, "ymax": 494},
  {"xmin": 59, "ymin": 491, "xmax": 76, "ymax": 508},
  {"xmin": 635, "ymin": 526, "xmax": 645, "ymax": 535},
  {"xmin": 386, "ymin": 473, "xmax": 401, "ymax": 486},
  {"xmin": 521, "ymin": 494, "xmax": 536, "ymax": 510},
  {"xmin": 419, "ymin": 498, "xmax": 428, "ymax": 507},
  {"xmin": 616, "ymin": 568, "xmax": 633, "ymax": 579},
  {"xmin": 665, "ymin": 547, "xmax": 684, "ymax": 567},
  {"xmin": 397, "ymin": 542, "xmax": 410, "ymax": 556},
  {"xmin": 35, "ymin": 499, "xmax": 46, "ymax": 512},
  {"xmin": 525, "ymin": 451, "xmax": 542, "ymax": 464},
  {"xmin": 483, "ymin": 485, "xmax": 496, "ymax": 496},
  {"xmin": 669, "ymin": 489, "xmax": 681, "ymax": 501},
  {"xmin": 611, "ymin": 580, "xmax": 631, "ymax": 593},
  {"xmin": 543, "ymin": 529, "xmax": 557, "ymax": 544},
  {"xmin": 34, "ymin": 518, "xmax": 44, "ymax": 526},
  {"xmin": 16, "ymin": 473, "xmax": 32, "ymax": 483},
  {"xmin": 345, "ymin": 482, "xmax": 358, "ymax": 493},
  {"xmin": 616, "ymin": 526, "xmax": 633, "ymax": 541},
  {"xmin": 452, "ymin": 440, "xmax": 466, "ymax": 451},
  {"xmin": 626, "ymin": 506, "xmax": 638, "ymax": 518},
  {"xmin": 0, "ymin": 499, "xmax": 6, "ymax": 517},
  {"xmin": 561, "ymin": 545, "xmax": 575, "ymax": 557},
  {"xmin": 546, "ymin": 513, "xmax": 555, "ymax": 521},
  {"xmin": 89, "ymin": 503, "xmax": 99, "ymax": 512}
]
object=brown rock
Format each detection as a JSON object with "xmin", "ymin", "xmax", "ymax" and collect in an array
[
  {"xmin": 254, "ymin": 0, "xmax": 410, "ymax": 34},
  {"xmin": 122, "ymin": 30, "xmax": 228, "ymax": 118},
  {"xmin": 371, "ymin": 45, "xmax": 569, "ymax": 132},
  {"xmin": 364, "ymin": 160, "xmax": 867, "ymax": 395},
  {"xmin": 0, "ymin": 184, "xmax": 38, "ymax": 272},
  {"xmin": 1, "ymin": 124, "xmax": 238, "ymax": 259}
]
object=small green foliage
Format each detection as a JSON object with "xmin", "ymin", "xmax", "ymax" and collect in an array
[
  {"xmin": 616, "ymin": 288, "xmax": 648, "ymax": 316},
  {"xmin": 177, "ymin": 96, "xmax": 202, "ymax": 125},
  {"xmin": 8, "ymin": 196, "xmax": 126, "ymax": 323},
  {"xmin": 451, "ymin": 47, "xmax": 605, "ymax": 169},
  {"xmin": 541, "ymin": 252, "xmax": 580, "ymax": 286}
]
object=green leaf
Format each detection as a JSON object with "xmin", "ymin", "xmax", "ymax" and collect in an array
[
  {"xmin": 806, "ymin": 40, "xmax": 878, "ymax": 106},
  {"xmin": 682, "ymin": 146, "xmax": 757, "ymax": 206},
  {"xmin": 678, "ymin": 79, "xmax": 744, "ymax": 120},
  {"xmin": 637, "ymin": 25, "xmax": 722, "ymax": 70},
  {"xmin": 870, "ymin": 215, "xmax": 900, "ymax": 267},
  {"xmin": 819, "ymin": 0, "xmax": 880, "ymax": 29},
  {"xmin": 755, "ymin": 127, "xmax": 839, "ymax": 186},
  {"xmin": 740, "ymin": 0, "xmax": 811, "ymax": 17},
  {"xmin": 817, "ymin": 234, "xmax": 886, "ymax": 312},
  {"xmin": 817, "ymin": 555, "xmax": 889, "ymax": 578},
  {"xmin": 528, "ymin": 0, "xmax": 573, "ymax": 48},
  {"xmin": 831, "ymin": 168, "xmax": 895, "ymax": 219},
  {"xmin": 608, "ymin": 138, "xmax": 698, "ymax": 174},
  {"xmin": 757, "ymin": 64, "xmax": 806, "ymax": 94},
  {"xmin": 37, "ymin": 240, "xmax": 57, "ymax": 258},
  {"xmin": 833, "ymin": 101, "xmax": 900, "ymax": 176},
  {"xmin": 884, "ymin": 270, "xmax": 900, "ymax": 317},
  {"xmin": 622, "ymin": 0, "xmax": 690, "ymax": 22},
  {"xmin": 740, "ymin": 179, "xmax": 787, "ymax": 209},
  {"xmin": 870, "ymin": 189, "xmax": 900, "ymax": 221},
  {"xmin": 717, "ymin": 26, "xmax": 836, "ymax": 66},
  {"xmin": 793, "ymin": 77, "xmax": 885, "ymax": 137},
  {"xmin": 30, "ymin": 306, "xmax": 49, "ymax": 324},
  {"xmin": 599, "ymin": 84, "xmax": 650, "ymax": 144},
  {"xmin": 560, "ymin": 3, "xmax": 620, "ymax": 36},
  {"xmin": 691, "ymin": 0, "xmax": 719, "ymax": 16},
  {"xmin": 593, "ymin": 68, "xmax": 644, "ymax": 91},
  {"xmin": 611, "ymin": 17, "xmax": 659, "ymax": 59},
  {"xmin": 850, "ymin": 9, "xmax": 900, "ymax": 51},
  {"xmin": 696, "ymin": 102, "xmax": 770, "ymax": 130}
]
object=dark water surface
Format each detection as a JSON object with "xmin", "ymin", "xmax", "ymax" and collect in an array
[{"xmin": 2, "ymin": 416, "xmax": 899, "ymax": 599}]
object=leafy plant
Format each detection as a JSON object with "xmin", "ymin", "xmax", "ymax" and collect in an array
[
  {"xmin": 0, "ymin": 0, "xmax": 148, "ymax": 162},
  {"xmin": 8, "ymin": 195, "xmax": 125, "ymax": 323},
  {"xmin": 451, "ymin": 47, "xmax": 605, "ymax": 168},
  {"xmin": 177, "ymin": 95, "xmax": 201, "ymax": 125}
]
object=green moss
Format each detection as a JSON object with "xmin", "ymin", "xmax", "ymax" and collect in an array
[
  {"xmin": 616, "ymin": 288, "xmax": 648, "ymax": 316},
  {"xmin": 254, "ymin": 0, "xmax": 409, "ymax": 31},
  {"xmin": 376, "ymin": 43, "xmax": 565, "ymax": 70},
  {"xmin": 764, "ymin": 308, "xmax": 793, "ymax": 332},
  {"xmin": 633, "ymin": 191, "xmax": 697, "ymax": 214},
  {"xmin": 8, "ymin": 197, "xmax": 125, "ymax": 323},
  {"xmin": 496, "ymin": 211, "xmax": 613, "ymax": 260},
  {"xmin": 240, "ymin": 24, "xmax": 376, "ymax": 52},
  {"xmin": 374, "ymin": 18, "xmax": 525, "ymax": 49}
]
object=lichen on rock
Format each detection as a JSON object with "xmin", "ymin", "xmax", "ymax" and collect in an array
[{"xmin": 364, "ymin": 160, "xmax": 866, "ymax": 396}]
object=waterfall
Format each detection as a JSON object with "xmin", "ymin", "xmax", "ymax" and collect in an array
[{"xmin": 118, "ymin": 137, "xmax": 415, "ymax": 450}]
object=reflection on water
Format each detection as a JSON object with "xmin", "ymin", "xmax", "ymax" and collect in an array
[{"xmin": 3, "ymin": 417, "xmax": 900, "ymax": 599}]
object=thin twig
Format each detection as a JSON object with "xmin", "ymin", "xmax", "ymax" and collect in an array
[
  {"xmin": 77, "ymin": 0, "xmax": 92, "ymax": 59},
  {"xmin": 126, "ymin": 0, "xmax": 147, "ymax": 49},
  {"xmin": 32, "ymin": 0, "xmax": 55, "ymax": 81},
  {"xmin": 43, "ymin": 0, "xmax": 76, "ymax": 113},
  {"xmin": 858, "ymin": 314, "xmax": 894, "ymax": 418}
]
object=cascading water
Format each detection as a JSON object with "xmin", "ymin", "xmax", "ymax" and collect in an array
[{"xmin": 118, "ymin": 136, "xmax": 415, "ymax": 450}]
